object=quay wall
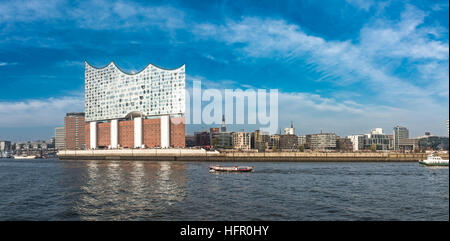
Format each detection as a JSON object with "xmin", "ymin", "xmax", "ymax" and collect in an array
[{"xmin": 57, "ymin": 149, "xmax": 448, "ymax": 162}]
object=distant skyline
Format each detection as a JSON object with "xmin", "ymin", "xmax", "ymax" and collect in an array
[{"xmin": 0, "ymin": 0, "xmax": 449, "ymax": 141}]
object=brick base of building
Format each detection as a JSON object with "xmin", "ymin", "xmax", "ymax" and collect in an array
[{"xmin": 85, "ymin": 117, "xmax": 185, "ymax": 148}]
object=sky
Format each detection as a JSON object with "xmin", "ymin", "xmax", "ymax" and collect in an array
[{"xmin": 0, "ymin": 0, "xmax": 448, "ymax": 142}]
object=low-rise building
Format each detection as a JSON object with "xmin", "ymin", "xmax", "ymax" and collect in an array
[
  {"xmin": 232, "ymin": 132, "xmax": 251, "ymax": 150},
  {"xmin": 306, "ymin": 133, "xmax": 337, "ymax": 151}
]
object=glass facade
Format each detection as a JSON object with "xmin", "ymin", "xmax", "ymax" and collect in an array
[{"xmin": 85, "ymin": 61, "xmax": 185, "ymax": 122}]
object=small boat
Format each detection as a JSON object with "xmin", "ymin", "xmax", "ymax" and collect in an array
[
  {"xmin": 209, "ymin": 165, "xmax": 254, "ymax": 172},
  {"xmin": 419, "ymin": 154, "xmax": 448, "ymax": 167},
  {"xmin": 13, "ymin": 155, "xmax": 37, "ymax": 160}
]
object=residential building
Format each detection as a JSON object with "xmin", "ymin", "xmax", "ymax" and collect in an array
[
  {"xmin": 348, "ymin": 135, "xmax": 365, "ymax": 151},
  {"xmin": 232, "ymin": 132, "xmax": 251, "ymax": 150},
  {"xmin": 336, "ymin": 137, "xmax": 353, "ymax": 152},
  {"xmin": 268, "ymin": 134, "xmax": 281, "ymax": 150}
]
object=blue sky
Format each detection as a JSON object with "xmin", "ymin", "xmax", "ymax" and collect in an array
[{"xmin": 0, "ymin": 0, "xmax": 448, "ymax": 141}]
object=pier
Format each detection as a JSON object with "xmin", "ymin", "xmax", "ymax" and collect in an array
[{"xmin": 57, "ymin": 149, "xmax": 448, "ymax": 162}]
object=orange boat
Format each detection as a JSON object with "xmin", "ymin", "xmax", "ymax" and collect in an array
[{"xmin": 209, "ymin": 165, "xmax": 254, "ymax": 172}]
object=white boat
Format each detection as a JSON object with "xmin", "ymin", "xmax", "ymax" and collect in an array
[
  {"xmin": 13, "ymin": 155, "xmax": 37, "ymax": 160},
  {"xmin": 419, "ymin": 154, "xmax": 448, "ymax": 166},
  {"xmin": 209, "ymin": 165, "xmax": 254, "ymax": 172}
]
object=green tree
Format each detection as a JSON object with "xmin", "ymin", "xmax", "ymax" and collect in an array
[
  {"xmin": 212, "ymin": 137, "xmax": 219, "ymax": 148},
  {"xmin": 298, "ymin": 145, "xmax": 304, "ymax": 152},
  {"xmin": 370, "ymin": 144, "xmax": 377, "ymax": 152}
]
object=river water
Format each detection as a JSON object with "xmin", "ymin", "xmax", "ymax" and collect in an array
[{"xmin": 0, "ymin": 158, "xmax": 447, "ymax": 220}]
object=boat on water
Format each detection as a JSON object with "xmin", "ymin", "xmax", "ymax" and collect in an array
[
  {"xmin": 209, "ymin": 165, "xmax": 254, "ymax": 172},
  {"xmin": 419, "ymin": 154, "xmax": 448, "ymax": 167},
  {"xmin": 13, "ymin": 155, "xmax": 37, "ymax": 160}
]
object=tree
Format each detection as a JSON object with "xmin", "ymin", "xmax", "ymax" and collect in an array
[
  {"xmin": 298, "ymin": 145, "xmax": 304, "ymax": 152},
  {"xmin": 211, "ymin": 137, "xmax": 219, "ymax": 148},
  {"xmin": 370, "ymin": 144, "xmax": 377, "ymax": 152}
]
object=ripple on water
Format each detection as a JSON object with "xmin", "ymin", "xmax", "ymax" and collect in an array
[{"xmin": 0, "ymin": 159, "xmax": 447, "ymax": 220}]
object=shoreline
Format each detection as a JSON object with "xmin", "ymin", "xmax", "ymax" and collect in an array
[{"xmin": 57, "ymin": 149, "xmax": 448, "ymax": 162}]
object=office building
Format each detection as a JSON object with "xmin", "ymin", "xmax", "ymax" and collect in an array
[
  {"xmin": 55, "ymin": 127, "xmax": 65, "ymax": 150},
  {"xmin": 306, "ymin": 133, "xmax": 337, "ymax": 151},
  {"xmin": 417, "ymin": 133, "xmax": 449, "ymax": 151},
  {"xmin": 64, "ymin": 112, "xmax": 86, "ymax": 150},
  {"xmin": 364, "ymin": 128, "xmax": 390, "ymax": 150},
  {"xmin": 0, "ymin": 141, "xmax": 11, "ymax": 153},
  {"xmin": 84, "ymin": 61, "xmax": 185, "ymax": 149},
  {"xmin": 280, "ymin": 134, "xmax": 298, "ymax": 150},
  {"xmin": 194, "ymin": 131, "xmax": 210, "ymax": 147},
  {"xmin": 393, "ymin": 126, "xmax": 409, "ymax": 151}
]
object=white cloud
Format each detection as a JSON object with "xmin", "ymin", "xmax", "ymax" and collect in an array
[
  {"xmin": 191, "ymin": 5, "xmax": 449, "ymax": 106},
  {"xmin": 0, "ymin": 97, "xmax": 84, "ymax": 127},
  {"xmin": 0, "ymin": 62, "xmax": 18, "ymax": 66}
]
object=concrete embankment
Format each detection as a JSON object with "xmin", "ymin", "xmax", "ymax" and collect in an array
[{"xmin": 57, "ymin": 149, "xmax": 447, "ymax": 162}]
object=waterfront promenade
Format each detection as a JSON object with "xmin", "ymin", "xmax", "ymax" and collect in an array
[{"xmin": 57, "ymin": 149, "xmax": 447, "ymax": 162}]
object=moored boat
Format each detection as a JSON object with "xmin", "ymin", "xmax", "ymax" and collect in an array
[
  {"xmin": 209, "ymin": 165, "xmax": 254, "ymax": 172},
  {"xmin": 13, "ymin": 155, "xmax": 37, "ymax": 160},
  {"xmin": 419, "ymin": 154, "xmax": 448, "ymax": 167}
]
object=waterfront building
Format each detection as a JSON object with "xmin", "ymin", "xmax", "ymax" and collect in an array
[
  {"xmin": 217, "ymin": 132, "xmax": 233, "ymax": 149},
  {"xmin": 185, "ymin": 135, "xmax": 196, "ymax": 147},
  {"xmin": 364, "ymin": 128, "xmax": 390, "ymax": 150},
  {"xmin": 393, "ymin": 126, "xmax": 409, "ymax": 151},
  {"xmin": 194, "ymin": 131, "xmax": 210, "ymax": 147},
  {"xmin": 348, "ymin": 135, "xmax": 365, "ymax": 151},
  {"xmin": 268, "ymin": 134, "xmax": 281, "ymax": 150},
  {"xmin": 306, "ymin": 133, "xmax": 337, "ymax": 151},
  {"xmin": 284, "ymin": 121, "xmax": 295, "ymax": 135},
  {"xmin": 298, "ymin": 136, "xmax": 306, "ymax": 146},
  {"xmin": 64, "ymin": 112, "xmax": 86, "ymax": 150},
  {"xmin": 251, "ymin": 130, "xmax": 268, "ymax": 151},
  {"xmin": 210, "ymin": 128, "xmax": 220, "ymax": 147},
  {"xmin": 0, "ymin": 141, "xmax": 11, "ymax": 153},
  {"xmin": 397, "ymin": 138, "xmax": 419, "ymax": 152},
  {"xmin": 417, "ymin": 133, "xmax": 449, "ymax": 151},
  {"xmin": 232, "ymin": 132, "xmax": 251, "ymax": 150},
  {"xmin": 84, "ymin": 61, "xmax": 186, "ymax": 149},
  {"xmin": 55, "ymin": 127, "xmax": 65, "ymax": 150},
  {"xmin": 336, "ymin": 137, "xmax": 353, "ymax": 152},
  {"xmin": 279, "ymin": 134, "xmax": 298, "ymax": 150}
]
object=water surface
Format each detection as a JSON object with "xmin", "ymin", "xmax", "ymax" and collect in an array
[{"xmin": 0, "ymin": 158, "xmax": 448, "ymax": 220}]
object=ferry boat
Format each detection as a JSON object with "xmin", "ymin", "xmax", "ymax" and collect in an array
[
  {"xmin": 419, "ymin": 154, "xmax": 448, "ymax": 167},
  {"xmin": 209, "ymin": 165, "xmax": 254, "ymax": 172},
  {"xmin": 13, "ymin": 155, "xmax": 37, "ymax": 160}
]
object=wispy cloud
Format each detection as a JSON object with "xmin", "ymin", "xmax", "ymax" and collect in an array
[
  {"xmin": 0, "ymin": 97, "xmax": 83, "ymax": 127},
  {"xmin": 191, "ymin": 5, "xmax": 449, "ymax": 104},
  {"xmin": 0, "ymin": 62, "xmax": 18, "ymax": 66}
]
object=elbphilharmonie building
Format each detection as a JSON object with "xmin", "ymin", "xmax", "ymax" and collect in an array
[{"xmin": 84, "ymin": 61, "xmax": 186, "ymax": 149}]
